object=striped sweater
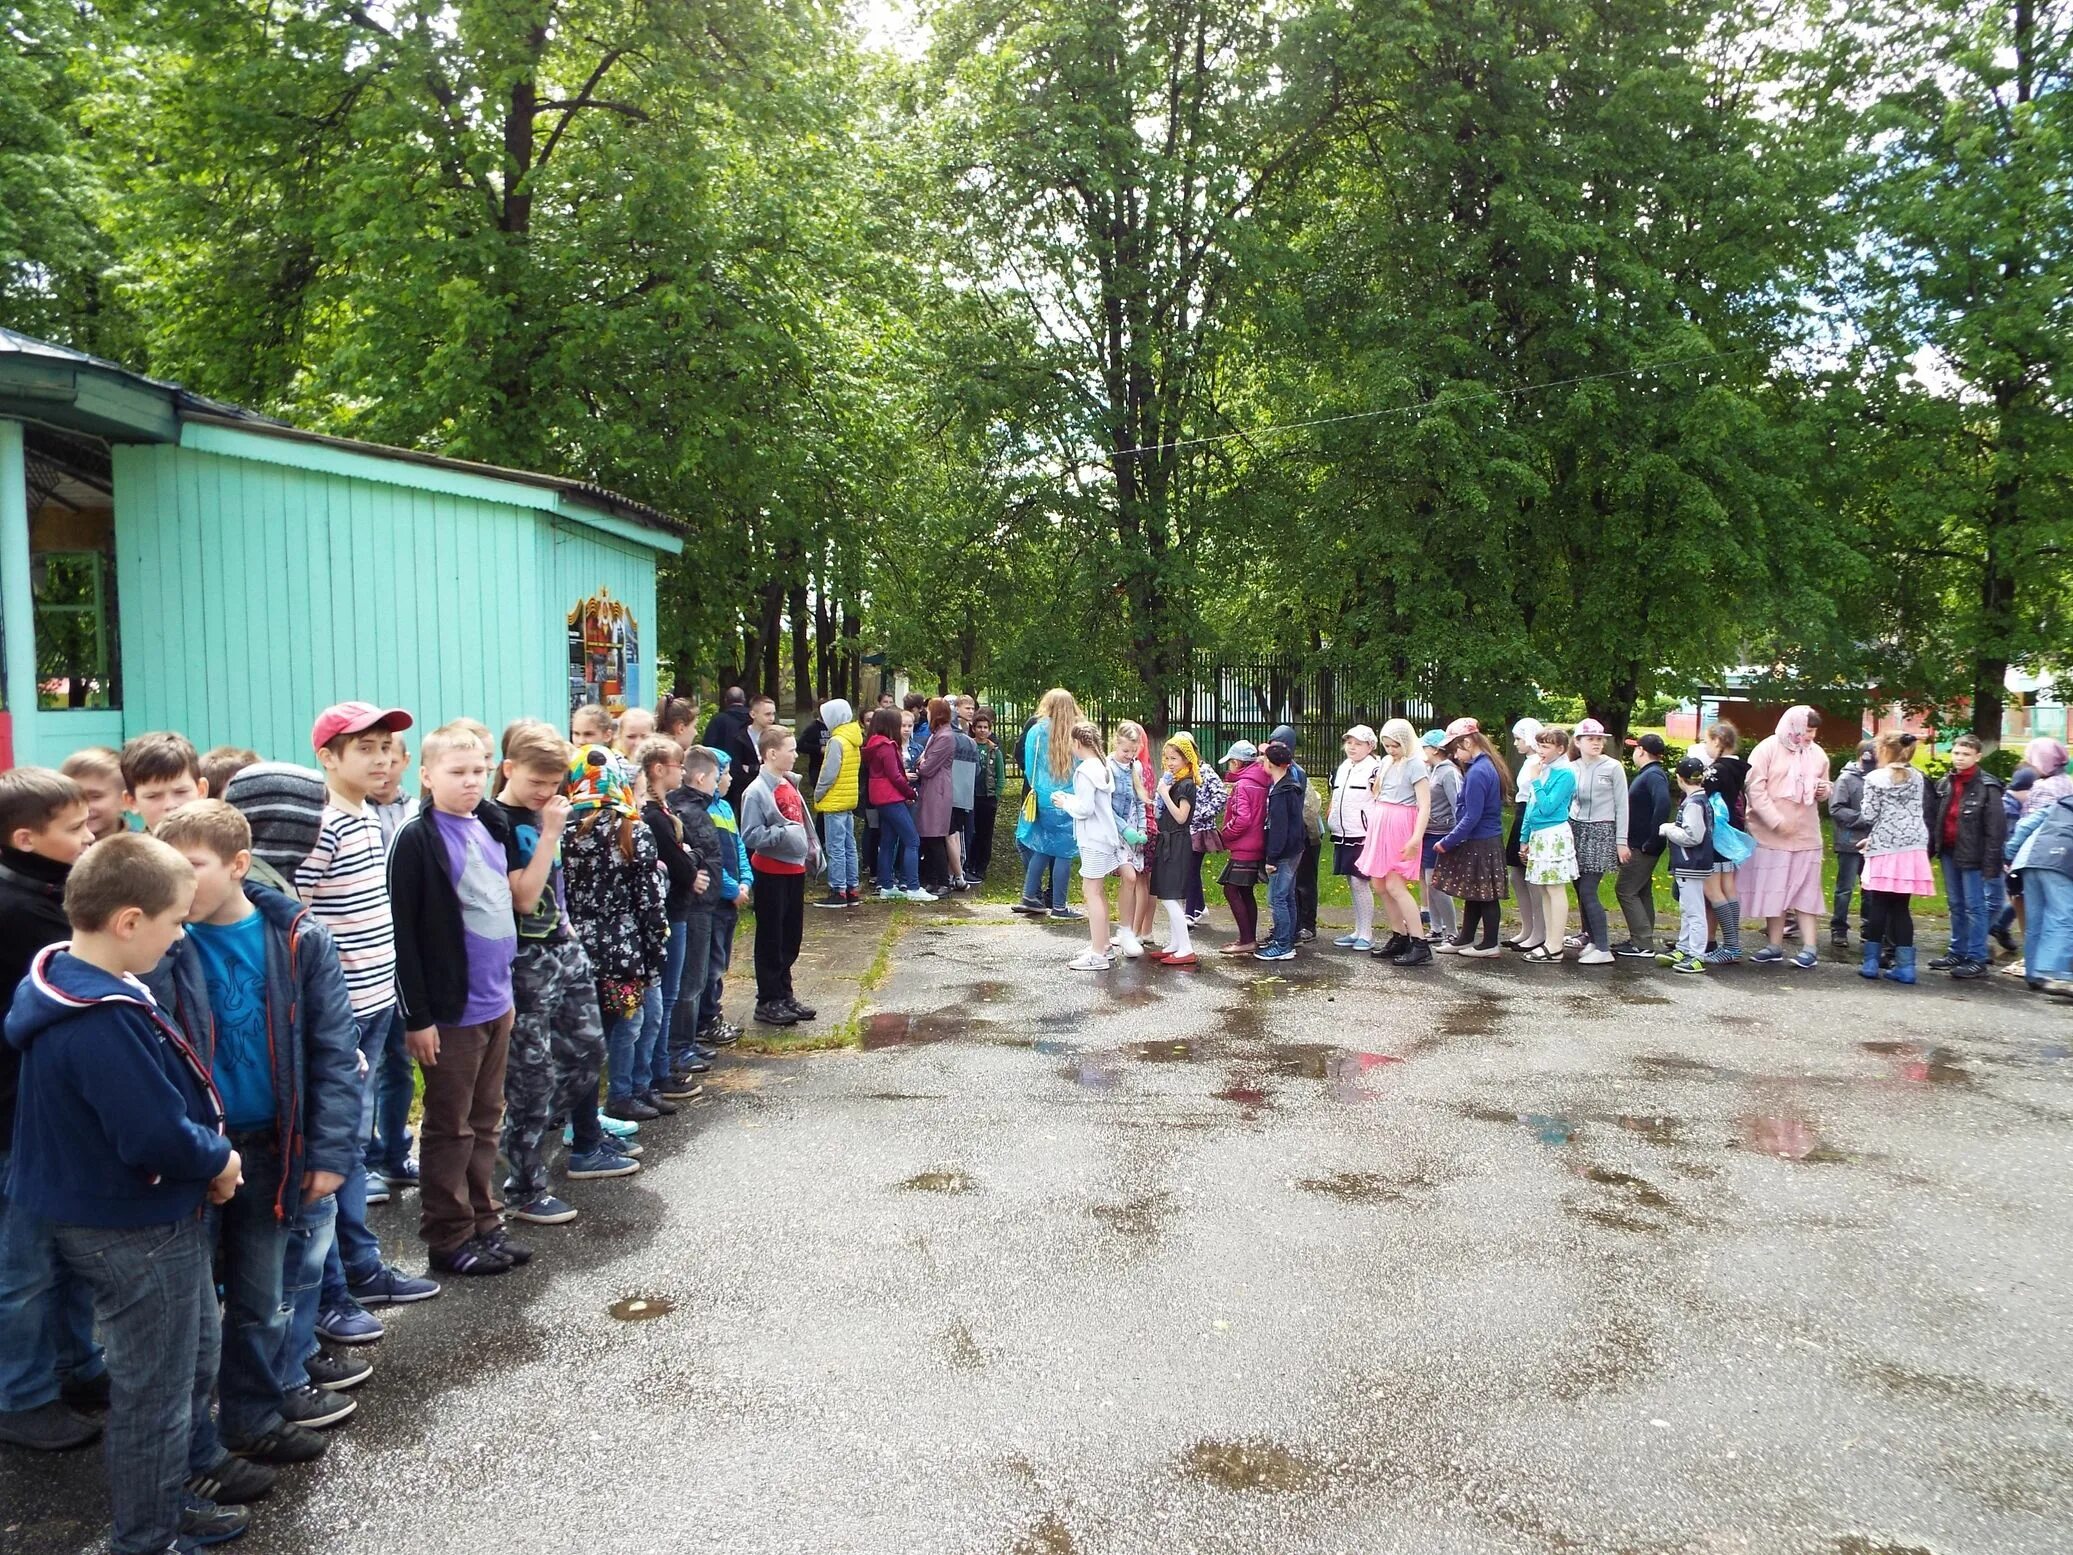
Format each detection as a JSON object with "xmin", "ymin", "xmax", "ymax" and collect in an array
[{"xmin": 295, "ymin": 799, "xmax": 397, "ymax": 1016}]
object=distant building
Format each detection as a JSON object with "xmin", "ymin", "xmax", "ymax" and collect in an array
[{"xmin": 0, "ymin": 330, "xmax": 683, "ymax": 768}]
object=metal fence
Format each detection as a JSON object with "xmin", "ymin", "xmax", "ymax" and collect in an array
[{"xmin": 979, "ymin": 654, "xmax": 1432, "ymax": 785}]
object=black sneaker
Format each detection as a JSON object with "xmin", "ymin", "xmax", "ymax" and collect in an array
[
  {"xmin": 640, "ymin": 1089, "xmax": 678, "ymax": 1116},
  {"xmin": 1880, "ymin": 945, "xmax": 1898, "ymax": 970},
  {"xmin": 1390, "ymin": 939, "xmax": 1434, "ymax": 967},
  {"xmin": 304, "ymin": 1349, "xmax": 373, "ymax": 1392},
  {"xmin": 1296, "ymin": 928, "xmax": 1316, "ymax": 943},
  {"xmin": 482, "ymin": 1226, "xmax": 532, "ymax": 1266},
  {"xmin": 1993, "ymin": 925, "xmax": 2019, "ymax": 957},
  {"xmin": 1928, "ymin": 953, "xmax": 1959, "ymax": 970},
  {"xmin": 1611, "ymin": 942, "xmax": 1656, "ymax": 959},
  {"xmin": 755, "ymin": 1001, "xmax": 800, "ymax": 1026},
  {"xmin": 0, "ymin": 1400, "xmax": 100, "ymax": 1451},
  {"xmin": 428, "ymin": 1237, "xmax": 513, "ymax": 1277},
  {"xmin": 701, "ymin": 1024, "xmax": 741, "ymax": 1047},
  {"xmin": 224, "ymin": 1420, "xmax": 326, "ymax": 1464},
  {"xmin": 188, "ymin": 1452, "xmax": 277, "ymax": 1503},
  {"xmin": 1371, "ymin": 932, "xmax": 1411, "ymax": 960},
  {"xmin": 1829, "ymin": 928, "xmax": 1849, "ymax": 948},
  {"xmin": 814, "ymin": 891, "xmax": 849, "ymax": 908},
  {"xmin": 1011, "ymin": 897, "xmax": 1047, "ymax": 916},
  {"xmin": 1950, "ymin": 959, "xmax": 1990, "ymax": 980},
  {"xmin": 603, "ymin": 1096, "xmax": 660, "ymax": 1123},
  {"xmin": 1049, "ymin": 907, "xmax": 1086, "ymax": 922},
  {"xmin": 782, "ymin": 997, "xmax": 818, "ymax": 1021},
  {"xmin": 280, "ymin": 1383, "xmax": 355, "ymax": 1430},
  {"xmin": 658, "ymin": 1070, "xmax": 707, "ymax": 1098},
  {"xmin": 179, "ymin": 1496, "xmax": 249, "ymax": 1546}
]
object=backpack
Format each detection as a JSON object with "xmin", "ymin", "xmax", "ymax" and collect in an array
[
  {"xmin": 1709, "ymin": 794, "xmax": 1755, "ymax": 864},
  {"xmin": 1191, "ymin": 768, "xmax": 1230, "ymax": 854}
]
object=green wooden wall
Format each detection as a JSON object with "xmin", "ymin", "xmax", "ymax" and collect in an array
[{"xmin": 110, "ymin": 437, "xmax": 664, "ymax": 766}]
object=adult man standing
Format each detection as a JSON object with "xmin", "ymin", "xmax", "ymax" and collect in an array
[{"xmin": 702, "ymin": 688, "xmax": 766, "ymax": 806}]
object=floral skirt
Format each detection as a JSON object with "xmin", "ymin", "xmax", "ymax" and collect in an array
[
  {"xmin": 1432, "ymin": 835, "xmax": 1507, "ymax": 901},
  {"xmin": 1525, "ymin": 823, "xmax": 1579, "ymax": 885}
]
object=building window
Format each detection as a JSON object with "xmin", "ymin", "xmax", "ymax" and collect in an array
[{"xmin": 25, "ymin": 427, "xmax": 121, "ymax": 710}]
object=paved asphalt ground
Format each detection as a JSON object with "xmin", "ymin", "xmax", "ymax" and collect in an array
[{"xmin": 5, "ymin": 902, "xmax": 2071, "ymax": 1555}]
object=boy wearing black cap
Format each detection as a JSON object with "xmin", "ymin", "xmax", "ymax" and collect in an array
[
  {"xmin": 1657, "ymin": 756, "xmax": 1717, "ymax": 973},
  {"xmin": 1613, "ymin": 734, "xmax": 1671, "ymax": 956}
]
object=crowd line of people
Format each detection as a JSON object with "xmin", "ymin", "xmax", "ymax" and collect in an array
[
  {"xmin": 1, "ymin": 681, "xmax": 2070, "ymax": 1555},
  {"xmin": 984, "ymin": 689, "xmax": 2073, "ymax": 995}
]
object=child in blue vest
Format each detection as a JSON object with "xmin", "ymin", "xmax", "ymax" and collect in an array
[{"xmin": 1656, "ymin": 757, "xmax": 1716, "ymax": 974}]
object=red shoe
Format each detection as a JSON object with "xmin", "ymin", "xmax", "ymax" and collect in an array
[{"xmin": 1160, "ymin": 952, "xmax": 1199, "ymax": 968}]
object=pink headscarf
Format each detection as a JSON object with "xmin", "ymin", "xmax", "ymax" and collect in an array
[
  {"xmin": 2023, "ymin": 737, "xmax": 2068, "ymax": 778},
  {"xmin": 1771, "ymin": 705, "xmax": 1827, "ymax": 804}
]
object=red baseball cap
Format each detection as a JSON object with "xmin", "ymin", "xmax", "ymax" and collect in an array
[{"xmin": 311, "ymin": 701, "xmax": 414, "ymax": 752}]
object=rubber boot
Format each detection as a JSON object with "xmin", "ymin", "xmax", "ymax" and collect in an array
[
  {"xmin": 1882, "ymin": 946, "xmax": 1917, "ymax": 985},
  {"xmin": 1859, "ymin": 941, "xmax": 1882, "ymax": 980}
]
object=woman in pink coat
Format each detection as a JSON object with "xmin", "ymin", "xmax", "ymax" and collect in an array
[{"xmin": 1741, "ymin": 705, "xmax": 1833, "ymax": 966}]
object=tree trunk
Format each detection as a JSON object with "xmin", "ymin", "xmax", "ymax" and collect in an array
[
  {"xmin": 789, "ymin": 582, "xmax": 811, "ymax": 719},
  {"xmin": 815, "ymin": 590, "xmax": 834, "ymax": 705},
  {"xmin": 758, "ymin": 580, "xmax": 783, "ymax": 697}
]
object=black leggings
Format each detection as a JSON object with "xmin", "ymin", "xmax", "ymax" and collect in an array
[
  {"xmin": 1863, "ymin": 889, "xmax": 1914, "ymax": 948},
  {"xmin": 1460, "ymin": 899, "xmax": 1502, "ymax": 949},
  {"xmin": 1225, "ymin": 883, "xmax": 1258, "ymax": 944},
  {"xmin": 1185, "ymin": 852, "xmax": 1206, "ymax": 916}
]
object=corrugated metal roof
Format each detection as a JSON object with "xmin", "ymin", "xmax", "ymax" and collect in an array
[{"xmin": 0, "ymin": 328, "xmax": 683, "ymax": 536}]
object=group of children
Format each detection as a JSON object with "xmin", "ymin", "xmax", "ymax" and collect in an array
[
  {"xmin": 0, "ymin": 695, "xmax": 823, "ymax": 1554},
  {"xmin": 1002, "ymin": 688, "xmax": 2073, "ymax": 999}
]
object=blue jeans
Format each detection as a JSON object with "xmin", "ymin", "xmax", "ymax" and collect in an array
[
  {"xmin": 2026, "ymin": 868, "xmax": 2073, "ymax": 981},
  {"xmin": 876, "ymin": 802, "xmax": 921, "ymax": 891},
  {"xmin": 673, "ymin": 911, "xmax": 715, "ymax": 1068},
  {"xmin": 654, "ymin": 919, "xmax": 688, "ymax": 1058},
  {"xmin": 54, "ymin": 1217, "xmax": 216, "ymax": 1554},
  {"xmin": 1264, "ymin": 856, "xmax": 1301, "ymax": 951},
  {"xmin": 605, "ymin": 998, "xmax": 648, "ymax": 1100},
  {"xmin": 699, "ymin": 906, "xmax": 738, "ymax": 1032},
  {"xmin": 197, "ymin": 1137, "xmax": 290, "ymax": 1449},
  {"xmin": 320, "ymin": 1009, "xmax": 391, "ymax": 1309},
  {"xmin": 1944, "ymin": 862, "xmax": 1987, "ymax": 962},
  {"xmin": 1022, "ymin": 847, "xmax": 1071, "ymax": 910},
  {"xmin": 0, "ymin": 1147, "xmax": 104, "ymax": 1412},
  {"xmin": 1986, "ymin": 871, "xmax": 2010, "ymax": 936},
  {"xmin": 825, "ymin": 811, "xmax": 859, "ymax": 892},
  {"xmin": 1830, "ymin": 849, "xmax": 1863, "ymax": 934},
  {"xmin": 631, "ymin": 982, "xmax": 666, "ymax": 1094},
  {"xmin": 273, "ymin": 1190, "xmax": 335, "ymax": 1392},
  {"xmin": 368, "ymin": 1004, "xmax": 415, "ymax": 1174}
]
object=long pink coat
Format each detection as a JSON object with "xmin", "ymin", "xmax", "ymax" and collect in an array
[
  {"xmin": 916, "ymin": 727, "xmax": 956, "ymax": 838},
  {"xmin": 1744, "ymin": 705, "xmax": 1829, "ymax": 852}
]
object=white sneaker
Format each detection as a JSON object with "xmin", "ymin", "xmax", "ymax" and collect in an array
[
  {"xmin": 1577, "ymin": 946, "xmax": 1615, "ymax": 965},
  {"xmin": 1116, "ymin": 930, "xmax": 1144, "ymax": 959},
  {"xmin": 1068, "ymin": 950, "xmax": 1113, "ymax": 971},
  {"xmin": 905, "ymin": 887, "xmax": 938, "ymax": 903}
]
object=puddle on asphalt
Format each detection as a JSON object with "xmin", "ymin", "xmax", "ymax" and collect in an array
[
  {"xmin": 607, "ymin": 1295, "xmax": 674, "ymax": 1322},
  {"xmin": 1457, "ymin": 1104, "xmax": 1578, "ymax": 1145},
  {"xmin": 1214, "ymin": 1081, "xmax": 1273, "ymax": 1113},
  {"xmin": 1438, "ymin": 1001, "xmax": 1505, "ymax": 1036},
  {"xmin": 1181, "ymin": 1438, "xmax": 1327, "ymax": 1492},
  {"xmin": 1296, "ymin": 1170, "xmax": 1434, "ymax": 1204},
  {"xmin": 1829, "ymin": 1540, "xmax": 1935, "ymax": 1555},
  {"xmin": 862, "ymin": 1091, "xmax": 949, "ymax": 1102},
  {"xmin": 1059, "ymin": 1056, "xmax": 1123, "ymax": 1089},
  {"xmin": 861, "ymin": 1010, "xmax": 970, "ymax": 1050},
  {"xmin": 1034, "ymin": 1039, "xmax": 1076, "ymax": 1056},
  {"xmin": 900, "ymin": 1170, "xmax": 978, "ymax": 1193},
  {"xmin": 960, "ymin": 979, "xmax": 1014, "ymax": 1003},
  {"xmin": 1130, "ymin": 1038, "xmax": 1200, "ymax": 1064},
  {"xmin": 1633, "ymin": 1052, "xmax": 1738, "ymax": 1080},
  {"xmin": 1265, "ymin": 1044, "xmax": 1401, "ymax": 1084},
  {"xmin": 1575, "ymin": 1164, "xmax": 1675, "ymax": 1209},
  {"xmin": 1612, "ymin": 1114, "xmax": 1683, "ymax": 1144},
  {"xmin": 941, "ymin": 1321, "xmax": 987, "ymax": 1370},
  {"xmin": 1740, "ymin": 1114, "xmax": 1856, "ymax": 1164},
  {"xmin": 1010, "ymin": 1514, "xmax": 1078, "ymax": 1555},
  {"xmin": 1859, "ymin": 1041, "xmax": 1973, "ymax": 1086},
  {"xmin": 1090, "ymin": 1191, "xmax": 1169, "ymax": 1238}
]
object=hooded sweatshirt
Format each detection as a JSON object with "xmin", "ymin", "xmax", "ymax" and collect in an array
[
  {"xmin": 862, "ymin": 731, "xmax": 917, "ymax": 808},
  {"xmin": 814, "ymin": 700, "xmax": 863, "ymax": 815},
  {"xmin": 1744, "ymin": 705, "xmax": 1830, "ymax": 852},
  {"xmin": 6, "ymin": 946, "xmax": 232, "ymax": 1226},
  {"xmin": 1221, "ymin": 762, "xmax": 1274, "ymax": 862}
]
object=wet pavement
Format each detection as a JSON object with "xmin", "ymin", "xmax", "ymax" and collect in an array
[{"xmin": 6, "ymin": 905, "xmax": 2073, "ymax": 1554}]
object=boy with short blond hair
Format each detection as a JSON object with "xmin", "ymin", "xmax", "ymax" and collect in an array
[
  {"xmin": 199, "ymin": 747, "xmax": 261, "ymax": 801},
  {"xmin": 496, "ymin": 722, "xmax": 633, "ymax": 1226},
  {"xmin": 151, "ymin": 801, "xmax": 362, "ymax": 1472},
  {"xmin": 0, "ymin": 768, "xmax": 105, "ymax": 1453},
  {"xmin": 741, "ymin": 726, "xmax": 820, "ymax": 1026},
  {"xmin": 119, "ymin": 731, "xmax": 206, "ymax": 829},
  {"xmin": 60, "ymin": 746, "xmax": 129, "ymax": 839},
  {"xmin": 9, "ymin": 834, "xmax": 244, "ymax": 1553},
  {"xmin": 390, "ymin": 722, "xmax": 524, "ymax": 1273}
]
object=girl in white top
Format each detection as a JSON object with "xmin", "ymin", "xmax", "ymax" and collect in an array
[
  {"xmin": 1507, "ymin": 717, "xmax": 1548, "ymax": 948},
  {"xmin": 1106, "ymin": 722, "xmax": 1150, "ymax": 961},
  {"xmin": 1051, "ymin": 721, "xmax": 1123, "ymax": 970},
  {"xmin": 1328, "ymin": 725, "xmax": 1382, "ymax": 949},
  {"xmin": 1356, "ymin": 718, "xmax": 1432, "ymax": 962},
  {"xmin": 1566, "ymin": 718, "xmax": 1630, "ymax": 964}
]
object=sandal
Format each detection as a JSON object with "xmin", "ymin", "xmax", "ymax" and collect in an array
[{"xmin": 1523, "ymin": 947, "xmax": 1561, "ymax": 964}]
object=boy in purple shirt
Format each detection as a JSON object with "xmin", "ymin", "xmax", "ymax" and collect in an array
[{"xmin": 385, "ymin": 724, "xmax": 522, "ymax": 1276}]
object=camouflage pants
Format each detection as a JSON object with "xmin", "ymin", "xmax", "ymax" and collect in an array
[{"xmin": 503, "ymin": 938, "xmax": 606, "ymax": 1201}]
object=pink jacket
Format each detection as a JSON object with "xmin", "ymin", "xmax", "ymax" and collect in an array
[
  {"xmin": 1744, "ymin": 705, "xmax": 1829, "ymax": 852},
  {"xmin": 1221, "ymin": 762, "xmax": 1273, "ymax": 861}
]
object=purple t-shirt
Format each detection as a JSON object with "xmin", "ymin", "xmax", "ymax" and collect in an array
[{"xmin": 430, "ymin": 809, "xmax": 517, "ymax": 1025}]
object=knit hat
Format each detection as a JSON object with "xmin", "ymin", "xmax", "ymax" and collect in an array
[{"xmin": 222, "ymin": 762, "xmax": 329, "ymax": 876}]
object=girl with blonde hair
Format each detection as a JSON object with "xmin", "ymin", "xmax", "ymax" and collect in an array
[
  {"xmin": 1108, "ymin": 722, "xmax": 1151, "ymax": 958},
  {"xmin": 1014, "ymin": 688, "xmax": 1083, "ymax": 917},
  {"xmin": 1357, "ymin": 718, "xmax": 1433, "ymax": 966},
  {"xmin": 1051, "ymin": 722, "xmax": 1123, "ymax": 968}
]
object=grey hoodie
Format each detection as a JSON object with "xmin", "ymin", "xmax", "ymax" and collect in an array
[
  {"xmin": 740, "ymin": 769, "xmax": 820, "ymax": 870},
  {"xmin": 813, "ymin": 698, "xmax": 855, "ymax": 806}
]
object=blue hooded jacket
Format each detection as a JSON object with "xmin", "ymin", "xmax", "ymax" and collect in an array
[
  {"xmin": 1015, "ymin": 723, "xmax": 1080, "ymax": 858},
  {"xmin": 144, "ymin": 881, "xmax": 362, "ymax": 1223},
  {"xmin": 5, "ymin": 945, "xmax": 233, "ymax": 1227}
]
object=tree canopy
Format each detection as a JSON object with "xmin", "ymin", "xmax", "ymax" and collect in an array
[{"xmin": 2, "ymin": 0, "xmax": 2065, "ymax": 737}]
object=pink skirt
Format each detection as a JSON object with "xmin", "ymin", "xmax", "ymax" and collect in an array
[
  {"xmin": 1741, "ymin": 845, "xmax": 1825, "ymax": 918},
  {"xmin": 1356, "ymin": 801, "xmax": 1422, "ymax": 882},
  {"xmin": 1862, "ymin": 849, "xmax": 1934, "ymax": 896}
]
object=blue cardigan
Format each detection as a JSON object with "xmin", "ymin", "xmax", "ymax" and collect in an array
[
  {"xmin": 1437, "ymin": 754, "xmax": 1504, "ymax": 850},
  {"xmin": 1521, "ymin": 763, "xmax": 1577, "ymax": 840}
]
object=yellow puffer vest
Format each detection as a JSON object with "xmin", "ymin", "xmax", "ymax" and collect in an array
[{"xmin": 818, "ymin": 720, "xmax": 864, "ymax": 813}]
